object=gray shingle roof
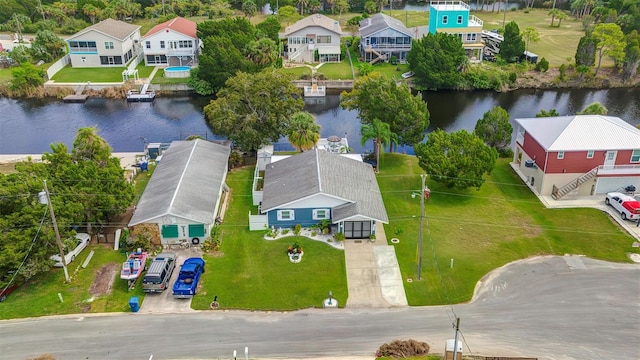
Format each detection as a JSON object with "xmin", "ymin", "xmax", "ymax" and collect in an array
[
  {"xmin": 359, "ymin": 13, "xmax": 412, "ymax": 38},
  {"xmin": 128, "ymin": 140, "xmax": 230, "ymax": 226},
  {"xmin": 71, "ymin": 18, "xmax": 140, "ymax": 41},
  {"xmin": 261, "ymin": 149, "xmax": 388, "ymax": 223},
  {"xmin": 284, "ymin": 14, "xmax": 343, "ymax": 36},
  {"xmin": 515, "ymin": 115, "xmax": 640, "ymax": 151}
]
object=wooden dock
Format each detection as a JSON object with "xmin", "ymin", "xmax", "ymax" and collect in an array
[{"xmin": 62, "ymin": 94, "xmax": 89, "ymax": 103}]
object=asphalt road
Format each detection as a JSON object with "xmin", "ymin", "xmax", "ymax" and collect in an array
[{"xmin": 1, "ymin": 256, "xmax": 639, "ymax": 360}]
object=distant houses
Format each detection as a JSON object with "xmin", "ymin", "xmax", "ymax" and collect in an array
[{"xmin": 66, "ymin": 19, "xmax": 141, "ymax": 68}]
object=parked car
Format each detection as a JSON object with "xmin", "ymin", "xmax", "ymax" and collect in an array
[
  {"xmin": 605, "ymin": 192, "xmax": 640, "ymax": 221},
  {"xmin": 49, "ymin": 233, "xmax": 91, "ymax": 267},
  {"xmin": 142, "ymin": 252, "xmax": 177, "ymax": 293},
  {"xmin": 172, "ymin": 257, "xmax": 205, "ymax": 299}
]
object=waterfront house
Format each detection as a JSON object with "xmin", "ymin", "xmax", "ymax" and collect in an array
[
  {"xmin": 358, "ymin": 13, "xmax": 413, "ymax": 64},
  {"xmin": 250, "ymin": 148, "xmax": 388, "ymax": 239},
  {"xmin": 428, "ymin": 1, "xmax": 485, "ymax": 62},
  {"xmin": 128, "ymin": 139, "xmax": 230, "ymax": 245},
  {"xmin": 512, "ymin": 115, "xmax": 640, "ymax": 199},
  {"xmin": 284, "ymin": 14, "xmax": 343, "ymax": 63},
  {"xmin": 67, "ymin": 19, "xmax": 141, "ymax": 68},
  {"xmin": 141, "ymin": 16, "xmax": 199, "ymax": 67}
]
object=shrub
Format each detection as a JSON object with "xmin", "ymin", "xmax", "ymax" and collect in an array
[
  {"xmin": 294, "ymin": 224, "xmax": 302, "ymax": 235},
  {"xmin": 377, "ymin": 339, "xmax": 430, "ymax": 358},
  {"xmin": 333, "ymin": 232, "xmax": 345, "ymax": 241},
  {"xmin": 559, "ymin": 63, "xmax": 566, "ymax": 79},
  {"xmin": 498, "ymin": 147, "xmax": 514, "ymax": 158},
  {"xmin": 535, "ymin": 57, "xmax": 549, "ymax": 72},
  {"xmin": 508, "ymin": 71, "xmax": 517, "ymax": 84}
]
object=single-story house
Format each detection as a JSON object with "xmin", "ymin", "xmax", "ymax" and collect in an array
[
  {"xmin": 67, "ymin": 18, "xmax": 141, "ymax": 68},
  {"xmin": 251, "ymin": 148, "xmax": 388, "ymax": 239},
  {"xmin": 512, "ymin": 115, "xmax": 640, "ymax": 199},
  {"xmin": 128, "ymin": 139, "xmax": 230, "ymax": 245}
]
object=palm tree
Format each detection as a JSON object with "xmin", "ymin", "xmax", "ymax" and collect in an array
[
  {"xmin": 247, "ymin": 38, "xmax": 278, "ymax": 66},
  {"xmin": 556, "ymin": 11, "xmax": 568, "ymax": 27},
  {"xmin": 578, "ymin": 102, "xmax": 608, "ymax": 115},
  {"xmin": 360, "ymin": 119, "xmax": 397, "ymax": 173},
  {"xmin": 548, "ymin": 9, "xmax": 560, "ymax": 27},
  {"xmin": 287, "ymin": 112, "xmax": 321, "ymax": 152}
]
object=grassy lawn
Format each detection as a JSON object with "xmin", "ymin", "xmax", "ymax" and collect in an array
[
  {"xmin": 150, "ymin": 69, "xmax": 190, "ymax": 84},
  {"xmin": 0, "ymin": 67, "xmax": 13, "ymax": 85},
  {"xmin": 191, "ymin": 167, "xmax": 348, "ymax": 310},
  {"xmin": 136, "ymin": 64, "xmax": 155, "ymax": 78},
  {"xmin": 51, "ymin": 64, "xmax": 126, "ymax": 83},
  {"xmin": 280, "ymin": 66, "xmax": 312, "ymax": 79},
  {"xmin": 377, "ymin": 154, "xmax": 635, "ymax": 306},
  {"xmin": 0, "ymin": 245, "xmax": 146, "ymax": 319},
  {"xmin": 478, "ymin": 9, "xmax": 584, "ymax": 67},
  {"xmin": 370, "ymin": 62, "xmax": 411, "ymax": 80},
  {"xmin": 318, "ymin": 61, "xmax": 353, "ymax": 80}
]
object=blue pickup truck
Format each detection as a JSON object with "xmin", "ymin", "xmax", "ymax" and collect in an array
[{"xmin": 172, "ymin": 258, "xmax": 205, "ymax": 299}]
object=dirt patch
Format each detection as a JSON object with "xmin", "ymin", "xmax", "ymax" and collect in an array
[{"xmin": 89, "ymin": 263, "xmax": 119, "ymax": 297}]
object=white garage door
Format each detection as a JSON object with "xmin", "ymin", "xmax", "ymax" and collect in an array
[{"xmin": 595, "ymin": 177, "xmax": 640, "ymax": 194}]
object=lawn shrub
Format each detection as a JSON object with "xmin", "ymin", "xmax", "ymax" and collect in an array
[{"xmin": 376, "ymin": 339, "xmax": 430, "ymax": 358}]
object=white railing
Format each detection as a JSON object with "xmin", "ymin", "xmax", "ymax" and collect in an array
[
  {"xmin": 597, "ymin": 164, "xmax": 640, "ymax": 175},
  {"xmin": 304, "ymin": 85, "xmax": 326, "ymax": 97},
  {"xmin": 430, "ymin": 1, "xmax": 469, "ymax": 10},
  {"xmin": 167, "ymin": 48, "xmax": 195, "ymax": 56},
  {"xmin": 287, "ymin": 44, "xmax": 308, "ymax": 62},
  {"xmin": 469, "ymin": 15, "xmax": 483, "ymax": 27}
]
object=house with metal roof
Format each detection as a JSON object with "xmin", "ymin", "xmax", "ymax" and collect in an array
[
  {"xmin": 512, "ymin": 115, "xmax": 640, "ymax": 199},
  {"xmin": 252, "ymin": 148, "xmax": 388, "ymax": 239},
  {"xmin": 141, "ymin": 16, "xmax": 199, "ymax": 67},
  {"xmin": 284, "ymin": 14, "xmax": 343, "ymax": 63},
  {"xmin": 128, "ymin": 139, "xmax": 230, "ymax": 245},
  {"xmin": 358, "ymin": 13, "xmax": 414, "ymax": 64},
  {"xmin": 67, "ymin": 18, "xmax": 141, "ymax": 68}
]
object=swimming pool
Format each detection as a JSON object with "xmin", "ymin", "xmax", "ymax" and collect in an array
[{"xmin": 164, "ymin": 66, "xmax": 191, "ymax": 78}]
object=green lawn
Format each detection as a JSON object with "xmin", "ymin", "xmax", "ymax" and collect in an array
[
  {"xmin": 51, "ymin": 64, "xmax": 126, "ymax": 83},
  {"xmin": 191, "ymin": 167, "xmax": 348, "ymax": 310},
  {"xmin": 377, "ymin": 154, "xmax": 635, "ymax": 306},
  {"xmin": 0, "ymin": 67, "xmax": 13, "ymax": 85},
  {"xmin": 136, "ymin": 63, "xmax": 155, "ymax": 78},
  {"xmin": 317, "ymin": 61, "xmax": 353, "ymax": 80},
  {"xmin": 280, "ymin": 66, "xmax": 312, "ymax": 79},
  {"xmin": 0, "ymin": 245, "xmax": 146, "ymax": 319}
]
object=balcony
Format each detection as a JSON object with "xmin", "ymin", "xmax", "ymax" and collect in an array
[
  {"xmin": 597, "ymin": 164, "xmax": 640, "ymax": 176},
  {"xmin": 166, "ymin": 48, "xmax": 195, "ymax": 56},
  {"xmin": 430, "ymin": 1, "xmax": 469, "ymax": 10},
  {"xmin": 469, "ymin": 15, "xmax": 483, "ymax": 27}
]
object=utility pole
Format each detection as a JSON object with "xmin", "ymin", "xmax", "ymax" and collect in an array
[
  {"xmin": 40, "ymin": 180, "xmax": 70, "ymax": 283},
  {"xmin": 502, "ymin": 0, "xmax": 508, "ymax": 29},
  {"xmin": 417, "ymin": 174, "xmax": 426, "ymax": 280},
  {"xmin": 452, "ymin": 317, "xmax": 461, "ymax": 360}
]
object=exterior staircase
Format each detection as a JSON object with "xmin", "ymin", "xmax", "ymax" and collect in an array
[
  {"xmin": 367, "ymin": 46, "xmax": 387, "ymax": 64},
  {"xmin": 288, "ymin": 44, "xmax": 308, "ymax": 62},
  {"xmin": 551, "ymin": 167, "xmax": 598, "ymax": 200}
]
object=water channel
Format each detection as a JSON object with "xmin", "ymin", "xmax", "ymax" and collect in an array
[{"xmin": 0, "ymin": 88, "xmax": 638, "ymax": 155}]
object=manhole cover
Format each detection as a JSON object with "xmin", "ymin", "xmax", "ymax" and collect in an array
[
  {"xmin": 406, "ymin": 278, "xmax": 413, "ymax": 283},
  {"xmin": 391, "ymin": 238, "xmax": 400, "ymax": 244}
]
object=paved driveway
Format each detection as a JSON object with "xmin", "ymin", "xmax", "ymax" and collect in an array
[{"xmin": 139, "ymin": 249, "xmax": 202, "ymax": 313}]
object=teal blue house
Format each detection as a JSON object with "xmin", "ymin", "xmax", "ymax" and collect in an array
[{"xmin": 428, "ymin": 1, "xmax": 485, "ymax": 62}]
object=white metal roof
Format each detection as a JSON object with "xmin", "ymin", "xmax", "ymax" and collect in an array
[{"xmin": 515, "ymin": 115, "xmax": 640, "ymax": 151}]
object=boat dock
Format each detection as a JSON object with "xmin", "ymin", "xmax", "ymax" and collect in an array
[
  {"xmin": 126, "ymin": 83, "xmax": 155, "ymax": 102},
  {"xmin": 63, "ymin": 83, "xmax": 89, "ymax": 103}
]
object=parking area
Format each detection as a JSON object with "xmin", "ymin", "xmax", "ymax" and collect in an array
[{"xmin": 138, "ymin": 248, "xmax": 202, "ymax": 313}]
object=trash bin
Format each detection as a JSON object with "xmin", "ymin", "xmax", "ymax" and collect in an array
[{"xmin": 128, "ymin": 296, "xmax": 139, "ymax": 312}]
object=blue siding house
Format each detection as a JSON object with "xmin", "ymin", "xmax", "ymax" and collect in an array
[
  {"xmin": 258, "ymin": 149, "xmax": 388, "ymax": 239},
  {"xmin": 428, "ymin": 1, "xmax": 485, "ymax": 62},
  {"xmin": 359, "ymin": 13, "xmax": 414, "ymax": 64}
]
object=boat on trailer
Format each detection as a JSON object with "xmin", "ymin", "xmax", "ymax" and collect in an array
[{"xmin": 120, "ymin": 251, "xmax": 148, "ymax": 283}]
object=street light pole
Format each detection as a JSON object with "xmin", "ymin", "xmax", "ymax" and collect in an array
[
  {"xmin": 417, "ymin": 174, "xmax": 426, "ymax": 280},
  {"xmin": 40, "ymin": 180, "xmax": 70, "ymax": 283}
]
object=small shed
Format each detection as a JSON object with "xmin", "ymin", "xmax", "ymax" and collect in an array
[{"xmin": 522, "ymin": 51, "xmax": 538, "ymax": 64}]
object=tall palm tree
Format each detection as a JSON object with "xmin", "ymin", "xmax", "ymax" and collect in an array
[
  {"xmin": 360, "ymin": 119, "xmax": 397, "ymax": 173},
  {"xmin": 287, "ymin": 112, "xmax": 321, "ymax": 152}
]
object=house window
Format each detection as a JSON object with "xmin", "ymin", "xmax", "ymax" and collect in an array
[
  {"xmin": 317, "ymin": 36, "xmax": 331, "ymax": 44},
  {"xmin": 312, "ymin": 209, "xmax": 330, "ymax": 220},
  {"xmin": 587, "ymin": 150, "xmax": 594, "ymax": 159},
  {"xmin": 632, "ymin": 149, "xmax": 640, "ymax": 163},
  {"xmin": 557, "ymin": 151, "xmax": 565, "ymax": 159},
  {"xmin": 277, "ymin": 210, "xmax": 295, "ymax": 221},
  {"xmin": 516, "ymin": 128, "xmax": 525, "ymax": 144},
  {"xmin": 160, "ymin": 41, "xmax": 165, "ymax": 49},
  {"xmin": 145, "ymin": 41, "xmax": 151, "ymax": 49},
  {"xmin": 442, "ymin": 15, "xmax": 448, "ymax": 24},
  {"xmin": 104, "ymin": 41, "xmax": 114, "ymax": 49},
  {"xmin": 457, "ymin": 15, "xmax": 463, "ymax": 24}
]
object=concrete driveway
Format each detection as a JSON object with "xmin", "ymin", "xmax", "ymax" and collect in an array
[{"xmin": 139, "ymin": 248, "xmax": 202, "ymax": 313}]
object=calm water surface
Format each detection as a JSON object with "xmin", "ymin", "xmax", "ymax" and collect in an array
[{"xmin": 1, "ymin": 88, "xmax": 638, "ymax": 155}]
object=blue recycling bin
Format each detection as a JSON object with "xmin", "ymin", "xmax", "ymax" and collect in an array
[{"xmin": 129, "ymin": 296, "xmax": 139, "ymax": 312}]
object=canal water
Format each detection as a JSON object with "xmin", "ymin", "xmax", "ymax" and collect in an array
[{"xmin": 0, "ymin": 88, "xmax": 638, "ymax": 155}]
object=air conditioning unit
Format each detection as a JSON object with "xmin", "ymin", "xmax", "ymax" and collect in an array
[{"xmin": 524, "ymin": 159, "xmax": 535, "ymax": 168}]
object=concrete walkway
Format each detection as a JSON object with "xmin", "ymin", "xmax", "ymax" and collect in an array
[{"xmin": 344, "ymin": 226, "xmax": 408, "ymax": 308}]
